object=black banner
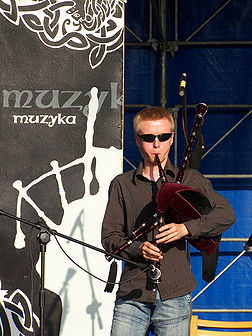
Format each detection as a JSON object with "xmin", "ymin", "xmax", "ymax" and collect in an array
[{"xmin": 0, "ymin": 1, "xmax": 124, "ymax": 335}]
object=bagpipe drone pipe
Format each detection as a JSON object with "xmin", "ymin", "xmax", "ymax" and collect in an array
[{"xmin": 156, "ymin": 103, "xmax": 221, "ymax": 282}]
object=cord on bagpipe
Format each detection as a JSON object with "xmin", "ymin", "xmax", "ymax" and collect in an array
[{"xmin": 180, "ymin": 73, "xmax": 205, "ymax": 171}]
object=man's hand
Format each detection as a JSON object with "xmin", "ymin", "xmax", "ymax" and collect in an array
[
  {"xmin": 138, "ymin": 241, "xmax": 163, "ymax": 261},
  {"xmin": 155, "ymin": 223, "xmax": 189, "ymax": 244},
  {"xmin": 138, "ymin": 223, "xmax": 189, "ymax": 260}
]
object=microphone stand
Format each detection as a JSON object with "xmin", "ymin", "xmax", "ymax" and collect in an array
[
  {"xmin": 192, "ymin": 234, "xmax": 252, "ymax": 303},
  {"xmin": 0, "ymin": 209, "xmax": 146, "ymax": 336},
  {"xmin": 179, "ymin": 74, "xmax": 192, "ymax": 262},
  {"xmin": 179, "ymin": 73, "xmax": 188, "ymax": 145}
]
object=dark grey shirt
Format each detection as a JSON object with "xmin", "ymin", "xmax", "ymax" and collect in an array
[{"xmin": 101, "ymin": 159, "xmax": 235, "ymax": 302}]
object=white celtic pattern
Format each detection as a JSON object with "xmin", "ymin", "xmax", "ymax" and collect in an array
[
  {"xmin": 0, "ymin": 281, "xmax": 39, "ymax": 336},
  {"xmin": 0, "ymin": 0, "xmax": 124, "ymax": 68}
]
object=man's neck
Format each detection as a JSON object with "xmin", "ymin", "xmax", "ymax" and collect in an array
[
  {"xmin": 142, "ymin": 160, "xmax": 167, "ymax": 182},
  {"xmin": 142, "ymin": 165, "xmax": 159, "ymax": 182}
]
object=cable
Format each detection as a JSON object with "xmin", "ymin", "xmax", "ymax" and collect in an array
[{"xmin": 52, "ymin": 233, "xmax": 150, "ymax": 286}]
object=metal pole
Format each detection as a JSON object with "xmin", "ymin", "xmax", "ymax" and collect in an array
[
  {"xmin": 192, "ymin": 237, "xmax": 251, "ymax": 303},
  {"xmin": 160, "ymin": 0, "xmax": 167, "ymax": 108},
  {"xmin": 185, "ymin": 0, "xmax": 234, "ymax": 41},
  {"xmin": 192, "ymin": 249, "xmax": 247, "ymax": 303},
  {"xmin": 174, "ymin": 0, "xmax": 178, "ymax": 42},
  {"xmin": 202, "ymin": 109, "xmax": 252, "ymax": 159}
]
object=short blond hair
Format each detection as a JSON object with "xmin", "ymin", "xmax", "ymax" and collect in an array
[{"xmin": 133, "ymin": 106, "xmax": 175, "ymax": 134}]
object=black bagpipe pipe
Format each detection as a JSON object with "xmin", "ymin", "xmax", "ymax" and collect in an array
[
  {"xmin": 105, "ymin": 213, "xmax": 161, "ymax": 262},
  {"xmin": 106, "ymin": 103, "xmax": 221, "ymax": 282}
]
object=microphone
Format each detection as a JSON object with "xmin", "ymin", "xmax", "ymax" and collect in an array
[
  {"xmin": 244, "ymin": 234, "xmax": 252, "ymax": 252},
  {"xmin": 179, "ymin": 73, "xmax": 187, "ymax": 96}
]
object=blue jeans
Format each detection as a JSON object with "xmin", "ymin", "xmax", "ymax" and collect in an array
[{"xmin": 110, "ymin": 291, "xmax": 191, "ymax": 336}]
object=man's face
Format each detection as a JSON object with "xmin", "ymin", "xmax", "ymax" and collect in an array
[{"xmin": 135, "ymin": 118, "xmax": 174, "ymax": 166}]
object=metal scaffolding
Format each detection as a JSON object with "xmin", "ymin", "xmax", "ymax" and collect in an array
[
  {"xmin": 124, "ymin": 0, "xmax": 252, "ymax": 174},
  {"xmin": 123, "ymin": 0, "xmax": 252, "ymax": 316}
]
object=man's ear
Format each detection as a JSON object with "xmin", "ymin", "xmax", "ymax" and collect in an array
[
  {"xmin": 135, "ymin": 134, "xmax": 140, "ymax": 147},
  {"xmin": 170, "ymin": 132, "xmax": 174, "ymax": 146}
]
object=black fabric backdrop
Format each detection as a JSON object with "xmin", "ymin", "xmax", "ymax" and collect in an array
[{"xmin": 0, "ymin": 1, "xmax": 124, "ymax": 335}]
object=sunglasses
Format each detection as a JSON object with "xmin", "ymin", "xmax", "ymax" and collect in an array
[{"xmin": 137, "ymin": 133, "xmax": 172, "ymax": 143}]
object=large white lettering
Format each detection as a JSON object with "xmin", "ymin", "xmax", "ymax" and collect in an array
[{"xmin": 3, "ymin": 83, "xmax": 121, "ymax": 110}]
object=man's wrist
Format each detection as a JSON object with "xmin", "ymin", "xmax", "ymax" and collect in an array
[{"xmin": 183, "ymin": 224, "xmax": 191, "ymax": 237}]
